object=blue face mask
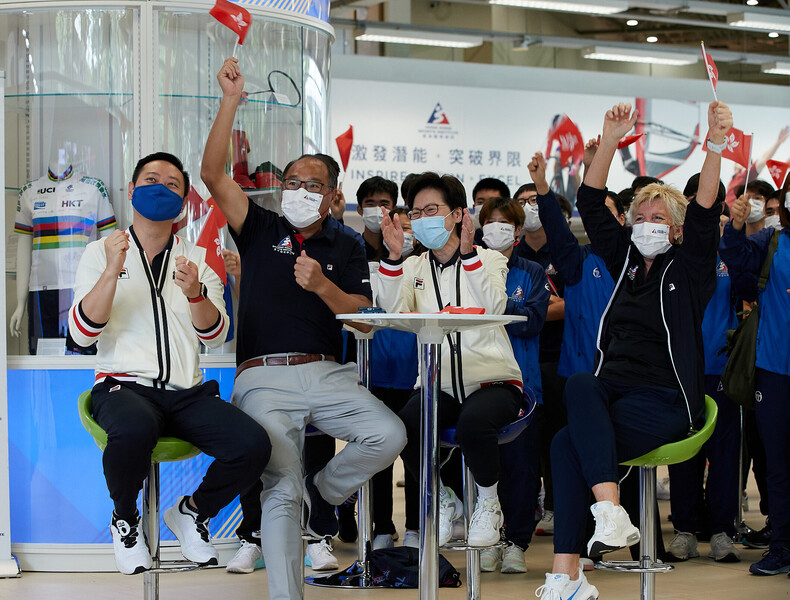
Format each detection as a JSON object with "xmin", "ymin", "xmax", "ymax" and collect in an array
[
  {"xmin": 412, "ymin": 213, "xmax": 453, "ymax": 250},
  {"xmin": 132, "ymin": 183, "xmax": 184, "ymax": 222}
]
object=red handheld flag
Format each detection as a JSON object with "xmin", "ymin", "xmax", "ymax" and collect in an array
[
  {"xmin": 336, "ymin": 126, "xmax": 354, "ymax": 172},
  {"xmin": 172, "ymin": 186, "xmax": 209, "ymax": 234},
  {"xmin": 617, "ymin": 132, "xmax": 645, "ymax": 150},
  {"xmin": 700, "ymin": 42, "xmax": 719, "ymax": 101},
  {"xmin": 210, "ymin": 0, "xmax": 251, "ymax": 45},
  {"xmin": 206, "ymin": 197, "xmax": 228, "ymax": 229},
  {"xmin": 194, "ymin": 208, "xmax": 227, "ymax": 285},
  {"xmin": 766, "ymin": 160, "xmax": 790, "ymax": 189},
  {"xmin": 705, "ymin": 127, "xmax": 751, "ymax": 169},
  {"xmin": 545, "ymin": 115, "xmax": 584, "ymax": 167}
]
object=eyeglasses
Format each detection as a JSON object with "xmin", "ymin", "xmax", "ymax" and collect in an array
[
  {"xmin": 408, "ymin": 203, "xmax": 450, "ymax": 220},
  {"xmin": 517, "ymin": 195, "xmax": 538, "ymax": 206},
  {"xmin": 283, "ymin": 178, "xmax": 330, "ymax": 194}
]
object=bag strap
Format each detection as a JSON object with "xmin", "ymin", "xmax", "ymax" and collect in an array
[{"xmin": 758, "ymin": 230, "xmax": 781, "ymax": 292}]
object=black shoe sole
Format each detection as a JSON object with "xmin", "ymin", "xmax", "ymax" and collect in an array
[{"xmin": 749, "ymin": 566, "xmax": 790, "ymax": 576}]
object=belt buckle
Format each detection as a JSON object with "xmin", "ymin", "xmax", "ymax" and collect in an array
[{"xmin": 286, "ymin": 354, "xmax": 293, "ymax": 366}]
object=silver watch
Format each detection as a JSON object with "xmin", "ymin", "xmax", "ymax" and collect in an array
[{"xmin": 706, "ymin": 138, "xmax": 728, "ymax": 154}]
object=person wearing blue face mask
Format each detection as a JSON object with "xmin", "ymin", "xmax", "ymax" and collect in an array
[
  {"xmin": 68, "ymin": 152, "xmax": 272, "ymax": 576},
  {"xmin": 377, "ymin": 172, "xmax": 524, "ymax": 549}
]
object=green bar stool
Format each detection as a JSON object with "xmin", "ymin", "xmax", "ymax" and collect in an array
[
  {"xmin": 78, "ymin": 390, "xmax": 203, "ymax": 600},
  {"xmin": 596, "ymin": 395, "xmax": 718, "ymax": 600}
]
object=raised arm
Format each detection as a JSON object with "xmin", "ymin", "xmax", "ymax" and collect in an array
[
  {"xmin": 696, "ymin": 101, "xmax": 732, "ymax": 209},
  {"xmin": 201, "ymin": 57, "xmax": 250, "ymax": 235},
  {"xmin": 584, "ymin": 103, "xmax": 638, "ymax": 192},
  {"xmin": 755, "ymin": 125, "xmax": 789, "ymax": 173}
]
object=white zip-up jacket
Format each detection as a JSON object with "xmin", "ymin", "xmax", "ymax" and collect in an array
[
  {"xmin": 377, "ymin": 247, "xmax": 522, "ymax": 398},
  {"xmin": 68, "ymin": 228, "xmax": 229, "ymax": 391}
]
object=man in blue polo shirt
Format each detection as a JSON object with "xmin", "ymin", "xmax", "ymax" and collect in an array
[{"xmin": 201, "ymin": 57, "xmax": 407, "ymax": 600}]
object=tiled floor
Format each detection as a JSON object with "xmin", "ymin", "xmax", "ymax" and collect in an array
[{"xmin": 4, "ymin": 467, "xmax": 788, "ymax": 600}]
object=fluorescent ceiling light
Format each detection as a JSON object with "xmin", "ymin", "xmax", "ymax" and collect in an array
[
  {"xmin": 355, "ymin": 28, "xmax": 483, "ymax": 48},
  {"xmin": 487, "ymin": 0, "xmax": 627, "ymax": 15},
  {"xmin": 582, "ymin": 45, "xmax": 699, "ymax": 66},
  {"xmin": 728, "ymin": 12, "xmax": 790, "ymax": 33},
  {"xmin": 762, "ymin": 61, "xmax": 790, "ymax": 75}
]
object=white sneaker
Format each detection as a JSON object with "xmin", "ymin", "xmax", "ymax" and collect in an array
[
  {"xmin": 468, "ymin": 497, "xmax": 504, "ymax": 547},
  {"xmin": 536, "ymin": 510, "xmax": 554, "ymax": 536},
  {"xmin": 501, "ymin": 542, "xmax": 527, "ymax": 574},
  {"xmin": 587, "ymin": 501, "xmax": 640, "ymax": 557},
  {"xmin": 226, "ymin": 539, "xmax": 263, "ymax": 574},
  {"xmin": 373, "ymin": 533, "xmax": 395, "ymax": 550},
  {"xmin": 439, "ymin": 487, "xmax": 464, "ymax": 546},
  {"xmin": 403, "ymin": 530, "xmax": 420, "ymax": 549},
  {"xmin": 708, "ymin": 532, "xmax": 741, "ymax": 563},
  {"xmin": 305, "ymin": 537, "xmax": 339, "ymax": 571},
  {"xmin": 163, "ymin": 496, "xmax": 219, "ymax": 565},
  {"xmin": 535, "ymin": 569, "xmax": 598, "ymax": 600},
  {"xmin": 110, "ymin": 513, "xmax": 152, "ymax": 575},
  {"xmin": 480, "ymin": 546, "xmax": 502, "ymax": 572}
]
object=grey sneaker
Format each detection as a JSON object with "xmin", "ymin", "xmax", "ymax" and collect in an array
[
  {"xmin": 479, "ymin": 546, "xmax": 502, "ymax": 572},
  {"xmin": 667, "ymin": 531, "xmax": 699, "ymax": 561},
  {"xmin": 708, "ymin": 532, "xmax": 741, "ymax": 563}
]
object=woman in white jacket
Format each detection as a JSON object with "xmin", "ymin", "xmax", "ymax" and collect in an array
[{"xmin": 377, "ymin": 172, "xmax": 523, "ymax": 548}]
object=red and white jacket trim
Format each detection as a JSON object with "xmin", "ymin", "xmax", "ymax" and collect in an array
[
  {"xmin": 195, "ymin": 316, "xmax": 225, "ymax": 342},
  {"xmin": 378, "ymin": 260, "xmax": 403, "ymax": 277},
  {"xmin": 461, "ymin": 253, "xmax": 483, "ymax": 272},
  {"xmin": 70, "ymin": 303, "xmax": 105, "ymax": 339}
]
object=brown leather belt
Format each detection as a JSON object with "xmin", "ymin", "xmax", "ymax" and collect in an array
[{"xmin": 236, "ymin": 353, "xmax": 336, "ymax": 378}]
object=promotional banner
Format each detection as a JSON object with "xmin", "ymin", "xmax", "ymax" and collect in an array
[{"xmin": 330, "ymin": 78, "xmax": 790, "ymax": 208}]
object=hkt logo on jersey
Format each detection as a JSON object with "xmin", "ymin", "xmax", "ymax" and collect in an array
[
  {"xmin": 427, "ymin": 103, "xmax": 450, "ymax": 125},
  {"xmin": 61, "ymin": 199, "xmax": 84, "ymax": 208},
  {"xmin": 419, "ymin": 102, "xmax": 458, "ymax": 140},
  {"xmin": 34, "ymin": 201, "xmax": 46, "ymax": 210},
  {"xmin": 273, "ymin": 236, "xmax": 294, "ymax": 255}
]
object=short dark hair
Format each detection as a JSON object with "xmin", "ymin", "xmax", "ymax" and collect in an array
[
  {"xmin": 746, "ymin": 179, "xmax": 774, "ymax": 199},
  {"xmin": 769, "ymin": 189, "xmax": 783, "ymax": 202},
  {"xmin": 407, "ymin": 172, "xmax": 466, "ymax": 236},
  {"xmin": 513, "ymin": 183, "xmax": 537, "ymax": 199},
  {"xmin": 132, "ymin": 152, "xmax": 190, "ymax": 197},
  {"xmin": 356, "ymin": 176, "xmax": 398, "ymax": 206},
  {"xmin": 605, "ymin": 190, "xmax": 625, "ymax": 216},
  {"xmin": 473, "ymin": 178, "xmax": 510, "ymax": 201},
  {"xmin": 283, "ymin": 153, "xmax": 340, "ymax": 189},
  {"xmin": 401, "ymin": 173, "xmax": 420, "ymax": 203},
  {"xmin": 618, "ymin": 187, "xmax": 635, "ymax": 209},
  {"xmin": 478, "ymin": 197, "xmax": 524, "ymax": 229},
  {"xmin": 632, "ymin": 176, "xmax": 662, "ymax": 192},
  {"xmin": 556, "ymin": 194, "xmax": 573, "ymax": 220},
  {"xmin": 683, "ymin": 173, "xmax": 726, "ymax": 205}
]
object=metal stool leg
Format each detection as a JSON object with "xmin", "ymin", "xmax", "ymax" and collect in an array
[
  {"xmin": 143, "ymin": 462, "xmax": 160, "ymax": 600},
  {"xmin": 639, "ymin": 467, "xmax": 656, "ymax": 600},
  {"xmin": 462, "ymin": 460, "xmax": 481, "ymax": 600}
]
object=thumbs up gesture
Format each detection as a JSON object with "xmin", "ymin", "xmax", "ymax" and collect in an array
[{"xmin": 294, "ymin": 249, "xmax": 327, "ymax": 293}]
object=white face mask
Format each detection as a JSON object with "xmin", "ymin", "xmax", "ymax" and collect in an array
[
  {"xmin": 746, "ymin": 198, "xmax": 765, "ymax": 223},
  {"xmin": 764, "ymin": 214, "xmax": 782, "ymax": 230},
  {"xmin": 362, "ymin": 207, "xmax": 384, "ymax": 233},
  {"xmin": 482, "ymin": 222, "xmax": 516, "ymax": 252},
  {"xmin": 281, "ymin": 188, "xmax": 324, "ymax": 229},
  {"xmin": 522, "ymin": 204, "xmax": 542, "ymax": 232},
  {"xmin": 631, "ymin": 221, "xmax": 672, "ymax": 259},
  {"xmin": 383, "ymin": 232, "xmax": 416, "ymax": 257}
]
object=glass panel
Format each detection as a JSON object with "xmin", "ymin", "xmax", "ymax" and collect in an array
[
  {"xmin": 2, "ymin": 8, "xmax": 136, "ymax": 356},
  {"xmin": 156, "ymin": 7, "xmax": 331, "ymax": 353}
]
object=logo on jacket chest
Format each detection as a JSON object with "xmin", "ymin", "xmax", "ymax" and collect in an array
[
  {"xmin": 592, "ymin": 267, "xmax": 602, "ymax": 278},
  {"xmin": 510, "ymin": 285, "xmax": 524, "ymax": 302},
  {"xmin": 118, "ymin": 268, "xmax": 129, "ymax": 279},
  {"xmin": 273, "ymin": 236, "xmax": 295, "ymax": 255},
  {"xmin": 414, "ymin": 277, "xmax": 425, "ymax": 290},
  {"xmin": 627, "ymin": 265, "xmax": 639, "ymax": 280},
  {"xmin": 545, "ymin": 263, "xmax": 557, "ymax": 275},
  {"xmin": 716, "ymin": 261, "xmax": 729, "ymax": 278}
]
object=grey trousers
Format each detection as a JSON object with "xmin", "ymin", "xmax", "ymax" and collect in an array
[{"xmin": 232, "ymin": 360, "xmax": 407, "ymax": 600}]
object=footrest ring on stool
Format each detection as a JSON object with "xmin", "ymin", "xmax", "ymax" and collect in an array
[
  {"xmin": 148, "ymin": 560, "xmax": 207, "ymax": 574},
  {"xmin": 596, "ymin": 560, "xmax": 674, "ymax": 574}
]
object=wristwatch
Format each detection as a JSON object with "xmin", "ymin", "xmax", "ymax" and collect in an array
[
  {"xmin": 188, "ymin": 283, "xmax": 208, "ymax": 303},
  {"xmin": 706, "ymin": 138, "xmax": 728, "ymax": 154}
]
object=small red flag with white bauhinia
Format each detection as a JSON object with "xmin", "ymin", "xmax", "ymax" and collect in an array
[
  {"xmin": 700, "ymin": 42, "xmax": 719, "ymax": 101},
  {"xmin": 191, "ymin": 207, "xmax": 227, "ymax": 285},
  {"xmin": 210, "ymin": 0, "xmax": 251, "ymax": 56}
]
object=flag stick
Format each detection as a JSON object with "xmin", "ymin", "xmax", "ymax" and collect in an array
[
  {"xmin": 746, "ymin": 133, "xmax": 754, "ymax": 184},
  {"xmin": 701, "ymin": 42, "xmax": 718, "ymax": 102},
  {"xmin": 232, "ymin": 39, "xmax": 240, "ymax": 58}
]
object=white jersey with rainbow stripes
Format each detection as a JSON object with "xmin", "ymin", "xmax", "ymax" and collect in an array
[{"xmin": 14, "ymin": 172, "xmax": 116, "ymax": 291}]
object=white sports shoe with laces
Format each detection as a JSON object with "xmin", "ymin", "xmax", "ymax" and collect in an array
[
  {"xmin": 226, "ymin": 539, "xmax": 263, "ymax": 573},
  {"xmin": 536, "ymin": 570, "xmax": 598, "ymax": 600},
  {"xmin": 439, "ymin": 487, "xmax": 464, "ymax": 546},
  {"xmin": 587, "ymin": 500, "xmax": 640, "ymax": 557},
  {"xmin": 305, "ymin": 537, "xmax": 339, "ymax": 571},
  {"xmin": 468, "ymin": 497, "xmax": 504, "ymax": 547}
]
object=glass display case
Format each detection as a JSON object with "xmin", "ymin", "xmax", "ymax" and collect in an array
[{"xmin": 1, "ymin": 0, "xmax": 332, "ymax": 570}]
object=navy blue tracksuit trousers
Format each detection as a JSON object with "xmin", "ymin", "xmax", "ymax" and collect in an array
[
  {"xmin": 552, "ymin": 372, "xmax": 689, "ymax": 554},
  {"xmin": 754, "ymin": 368, "xmax": 790, "ymax": 551},
  {"xmin": 668, "ymin": 375, "xmax": 740, "ymax": 537}
]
